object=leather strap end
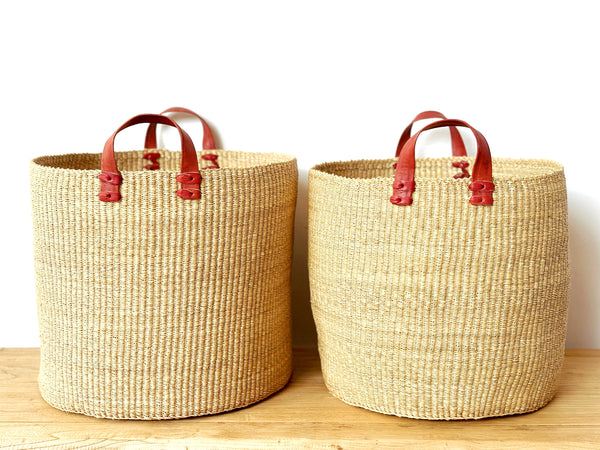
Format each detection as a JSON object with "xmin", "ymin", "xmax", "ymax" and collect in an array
[
  {"xmin": 176, "ymin": 172, "xmax": 202, "ymax": 200},
  {"xmin": 177, "ymin": 188, "xmax": 201, "ymax": 200},
  {"xmin": 201, "ymin": 153, "xmax": 220, "ymax": 169},
  {"xmin": 390, "ymin": 193, "xmax": 413, "ymax": 206},
  {"xmin": 99, "ymin": 191, "xmax": 121, "ymax": 202},
  {"xmin": 176, "ymin": 172, "xmax": 202, "ymax": 184},
  {"xmin": 452, "ymin": 160, "xmax": 471, "ymax": 179},
  {"xmin": 99, "ymin": 172, "xmax": 122, "ymax": 202},
  {"xmin": 468, "ymin": 181, "xmax": 495, "ymax": 205},
  {"xmin": 390, "ymin": 180, "xmax": 415, "ymax": 206},
  {"xmin": 99, "ymin": 172, "xmax": 122, "ymax": 185},
  {"xmin": 143, "ymin": 152, "xmax": 161, "ymax": 171}
]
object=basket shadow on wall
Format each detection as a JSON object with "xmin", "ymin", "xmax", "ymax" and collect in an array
[
  {"xmin": 566, "ymin": 191, "xmax": 600, "ymax": 348},
  {"xmin": 291, "ymin": 168, "xmax": 318, "ymax": 347}
]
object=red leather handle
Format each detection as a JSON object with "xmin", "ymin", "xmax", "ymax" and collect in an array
[
  {"xmin": 390, "ymin": 119, "xmax": 494, "ymax": 206},
  {"xmin": 395, "ymin": 111, "xmax": 467, "ymax": 157},
  {"xmin": 100, "ymin": 114, "xmax": 201, "ymax": 202},
  {"xmin": 144, "ymin": 107, "xmax": 216, "ymax": 150}
]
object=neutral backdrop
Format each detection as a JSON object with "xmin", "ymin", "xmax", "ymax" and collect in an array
[{"xmin": 1, "ymin": 1, "xmax": 598, "ymax": 348}]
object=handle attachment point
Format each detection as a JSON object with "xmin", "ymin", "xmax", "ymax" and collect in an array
[
  {"xmin": 390, "ymin": 180, "xmax": 415, "ymax": 205},
  {"xmin": 468, "ymin": 181, "xmax": 495, "ymax": 205},
  {"xmin": 177, "ymin": 188, "xmax": 201, "ymax": 200},
  {"xmin": 143, "ymin": 152, "xmax": 161, "ymax": 171},
  {"xmin": 99, "ymin": 172, "xmax": 122, "ymax": 202},
  {"xmin": 452, "ymin": 160, "xmax": 470, "ymax": 179},
  {"xmin": 202, "ymin": 153, "xmax": 220, "ymax": 169},
  {"xmin": 99, "ymin": 172, "xmax": 122, "ymax": 185},
  {"xmin": 98, "ymin": 192, "xmax": 121, "ymax": 202},
  {"xmin": 176, "ymin": 172, "xmax": 202, "ymax": 184}
]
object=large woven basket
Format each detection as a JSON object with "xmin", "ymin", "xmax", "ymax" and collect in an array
[
  {"xmin": 309, "ymin": 117, "xmax": 569, "ymax": 420},
  {"xmin": 31, "ymin": 113, "xmax": 297, "ymax": 419}
]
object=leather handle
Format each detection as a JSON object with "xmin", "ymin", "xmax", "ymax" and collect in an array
[
  {"xmin": 395, "ymin": 111, "xmax": 467, "ymax": 157},
  {"xmin": 390, "ymin": 119, "xmax": 494, "ymax": 206},
  {"xmin": 144, "ymin": 107, "xmax": 216, "ymax": 150},
  {"xmin": 100, "ymin": 114, "xmax": 201, "ymax": 202}
]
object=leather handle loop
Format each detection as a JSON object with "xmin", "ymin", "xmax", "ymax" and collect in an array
[
  {"xmin": 144, "ymin": 107, "xmax": 216, "ymax": 150},
  {"xmin": 100, "ymin": 114, "xmax": 201, "ymax": 202},
  {"xmin": 391, "ymin": 119, "xmax": 494, "ymax": 206},
  {"xmin": 395, "ymin": 111, "xmax": 467, "ymax": 158}
]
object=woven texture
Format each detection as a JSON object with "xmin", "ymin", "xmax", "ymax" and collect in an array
[
  {"xmin": 31, "ymin": 149, "xmax": 297, "ymax": 419},
  {"xmin": 309, "ymin": 156, "xmax": 569, "ymax": 420}
]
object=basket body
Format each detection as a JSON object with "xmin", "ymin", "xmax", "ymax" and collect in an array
[
  {"xmin": 309, "ymin": 156, "xmax": 569, "ymax": 420},
  {"xmin": 31, "ymin": 149, "xmax": 297, "ymax": 419}
]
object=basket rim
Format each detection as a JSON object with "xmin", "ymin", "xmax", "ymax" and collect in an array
[
  {"xmin": 310, "ymin": 156, "xmax": 564, "ymax": 183},
  {"xmin": 31, "ymin": 149, "xmax": 297, "ymax": 174}
]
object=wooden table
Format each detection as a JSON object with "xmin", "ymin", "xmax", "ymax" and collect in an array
[{"xmin": 1, "ymin": 349, "xmax": 598, "ymax": 449}]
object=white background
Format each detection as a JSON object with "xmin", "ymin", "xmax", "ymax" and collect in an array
[{"xmin": 0, "ymin": 1, "xmax": 598, "ymax": 348}]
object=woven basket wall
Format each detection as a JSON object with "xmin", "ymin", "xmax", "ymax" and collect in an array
[
  {"xmin": 31, "ymin": 149, "xmax": 297, "ymax": 419},
  {"xmin": 309, "ymin": 156, "xmax": 569, "ymax": 420}
]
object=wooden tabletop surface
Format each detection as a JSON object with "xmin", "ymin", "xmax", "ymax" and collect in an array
[{"xmin": 1, "ymin": 348, "xmax": 599, "ymax": 449}]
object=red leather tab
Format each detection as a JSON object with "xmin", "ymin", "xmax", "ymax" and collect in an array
[
  {"xmin": 98, "ymin": 191, "xmax": 121, "ymax": 202},
  {"xmin": 390, "ymin": 180, "xmax": 415, "ymax": 205},
  {"xmin": 176, "ymin": 172, "xmax": 202, "ymax": 184},
  {"xmin": 452, "ymin": 160, "xmax": 470, "ymax": 178},
  {"xmin": 100, "ymin": 114, "xmax": 201, "ymax": 202},
  {"xmin": 396, "ymin": 111, "xmax": 468, "ymax": 158},
  {"xmin": 99, "ymin": 171, "xmax": 122, "ymax": 202},
  {"xmin": 176, "ymin": 172, "xmax": 201, "ymax": 199},
  {"xmin": 392, "ymin": 119, "xmax": 494, "ymax": 206},
  {"xmin": 468, "ymin": 181, "xmax": 495, "ymax": 205},
  {"xmin": 202, "ymin": 153, "xmax": 220, "ymax": 169},
  {"xmin": 99, "ymin": 172, "xmax": 122, "ymax": 185},
  {"xmin": 143, "ymin": 152, "xmax": 161, "ymax": 171},
  {"xmin": 145, "ymin": 107, "xmax": 216, "ymax": 150},
  {"xmin": 177, "ymin": 188, "xmax": 201, "ymax": 199}
]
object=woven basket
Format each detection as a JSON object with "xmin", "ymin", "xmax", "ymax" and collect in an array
[
  {"xmin": 31, "ymin": 113, "xmax": 297, "ymax": 419},
  {"xmin": 309, "ymin": 117, "xmax": 569, "ymax": 420}
]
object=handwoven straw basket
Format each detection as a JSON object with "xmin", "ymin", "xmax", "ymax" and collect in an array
[
  {"xmin": 309, "ymin": 117, "xmax": 569, "ymax": 420},
  {"xmin": 31, "ymin": 113, "xmax": 297, "ymax": 419}
]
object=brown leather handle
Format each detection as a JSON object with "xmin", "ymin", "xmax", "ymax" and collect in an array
[
  {"xmin": 100, "ymin": 114, "xmax": 201, "ymax": 202},
  {"xmin": 144, "ymin": 107, "xmax": 216, "ymax": 150},
  {"xmin": 391, "ymin": 119, "xmax": 494, "ymax": 206},
  {"xmin": 396, "ymin": 111, "xmax": 467, "ymax": 158}
]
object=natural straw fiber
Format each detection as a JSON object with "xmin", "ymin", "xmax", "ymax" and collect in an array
[
  {"xmin": 309, "ymin": 156, "xmax": 569, "ymax": 420},
  {"xmin": 31, "ymin": 148, "xmax": 297, "ymax": 419}
]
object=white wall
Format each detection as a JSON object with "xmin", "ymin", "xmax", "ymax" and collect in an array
[{"xmin": 0, "ymin": 0, "xmax": 598, "ymax": 348}]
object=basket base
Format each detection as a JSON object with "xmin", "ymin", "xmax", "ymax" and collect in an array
[
  {"xmin": 38, "ymin": 371, "xmax": 293, "ymax": 420},
  {"xmin": 327, "ymin": 388, "xmax": 556, "ymax": 421}
]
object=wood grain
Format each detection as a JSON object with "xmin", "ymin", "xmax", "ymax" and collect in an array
[{"xmin": 0, "ymin": 348, "xmax": 598, "ymax": 449}]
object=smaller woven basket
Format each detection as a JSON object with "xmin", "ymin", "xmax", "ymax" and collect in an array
[
  {"xmin": 31, "ymin": 110, "xmax": 297, "ymax": 419},
  {"xmin": 309, "ymin": 113, "xmax": 569, "ymax": 420}
]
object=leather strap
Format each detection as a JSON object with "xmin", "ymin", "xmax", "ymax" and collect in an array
[
  {"xmin": 395, "ymin": 111, "xmax": 467, "ymax": 158},
  {"xmin": 100, "ymin": 114, "xmax": 201, "ymax": 202},
  {"xmin": 144, "ymin": 107, "xmax": 216, "ymax": 150},
  {"xmin": 390, "ymin": 119, "xmax": 494, "ymax": 206}
]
